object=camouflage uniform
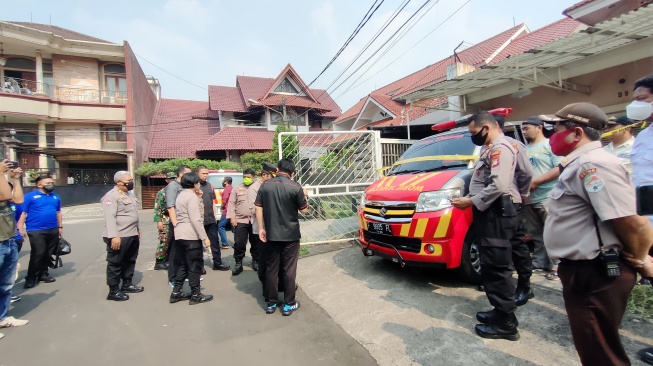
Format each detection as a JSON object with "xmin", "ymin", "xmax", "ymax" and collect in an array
[{"xmin": 153, "ymin": 188, "xmax": 171, "ymax": 261}]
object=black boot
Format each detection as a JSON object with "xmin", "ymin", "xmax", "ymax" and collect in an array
[
  {"xmin": 189, "ymin": 286, "xmax": 213, "ymax": 305},
  {"xmin": 475, "ymin": 312, "xmax": 520, "ymax": 341},
  {"xmin": 154, "ymin": 259, "xmax": 168, "ymax": 271},
  {"xmin": 232, "ymin": 262, "xmax": 243, "ymax": 276},
  {"xmin": 515, "ymin": 287, "xmax": 534, "ymax": 306},
  {"xmin": 252, "ymin": 260, "xmax": 259, "ymax": 272},
  {"xmin": 169, "ymin": 283, "xmax": 191, "ymax": 303},
  {"xmin": 107, "ymin": 285, "xmax": 129, "ymax": 301}
]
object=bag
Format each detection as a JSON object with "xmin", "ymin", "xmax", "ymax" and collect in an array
[{"xmin": 51, "ymin": 237, "xmax": 72, "ymax": 269}]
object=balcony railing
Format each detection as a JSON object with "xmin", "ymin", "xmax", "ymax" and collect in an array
[{"xmin": 1, "ymin": 76, "xmax": 127, "ymax": 105}]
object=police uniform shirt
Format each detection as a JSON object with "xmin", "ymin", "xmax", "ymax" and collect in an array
[
  {"xmin": 604, "ymin": 136, "xmax": 635, "ymax": 174},
  {"xmin": 507, "ymin": 136, "xmax": 533, "ymax": 197},
  {"xmin": 631, "ymin": 126, "xmax": 653, "ymax": 226},
  {"xmin": 469, "ymin": 135, "xmax": 520, "ymax": 211},
  {"xmin": 543, "ymin": 141, "xmax": 636, "ymax": 260},
  {"xmin": 101, "ymin": 187, "xmax": 140, "ymax": 238}
]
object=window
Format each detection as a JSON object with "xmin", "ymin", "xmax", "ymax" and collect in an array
[
  {"xmin": 274, "ymin": 78, "xmax": 298, "ymax": 94},
  {"xmin": 104, "ymin": 126, "xmax": 127, "ymax": 142},
  {"xmin": 104, "ymin": 64, "xmax": 127, "ymax": 97}
]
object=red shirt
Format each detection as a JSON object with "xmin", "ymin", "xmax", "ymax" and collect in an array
[{"xmin": 221, "ymin": 185, "xmax": 233, "ymax": 215}]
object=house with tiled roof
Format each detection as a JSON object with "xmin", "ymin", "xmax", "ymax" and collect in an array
[
  {"xmin": 147, "ymin": 64, "xmax": 341, "ymax": 162},
  {"xmin": 334, "ymin": 18, "xmax": 584, "ymax": 138},
  {"xmin": 0, "ymin": 20, "xmax": 157, "ymax": 205}
]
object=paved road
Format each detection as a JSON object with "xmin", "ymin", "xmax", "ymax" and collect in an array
[
  {"xmin": 1, "ymin": 207, "xmax": 376, "ymax": 366},
  {"xmin": 298, "ymin": 248, "xmax": 653, "ymax": 366}
]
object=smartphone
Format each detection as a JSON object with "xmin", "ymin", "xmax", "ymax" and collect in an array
[
  {"xmin": 636, "ymin": 185, "xmax": 653, "ymax": 216},
  {"xmin": 7, "ymin": 161, "xmax": 18, "ymax": 169}
]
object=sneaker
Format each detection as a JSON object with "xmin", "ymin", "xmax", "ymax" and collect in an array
[
  {"xmin": 184, "ymin": 277, "xmax": 203, "ymax": 282},
  {"xmin": 281, "ymin": 301, "xmax": 301, "ymax": 316},
  {"xmin": 0, "ymin": 332, "xmax": 3, "ymax": 339},
  {"xmin": 10, "ymin": 296, "xmax": 20, "ymax": 303},
  {"xmin": 0, "ymin": 316, "xmax": 29, "ymax": 328},
  {"xmin": 265, "ymin": 303, "xmax": 277, "ymax": 314}
]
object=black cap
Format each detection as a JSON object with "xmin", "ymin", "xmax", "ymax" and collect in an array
[
  {"xmin": 607, "ymin": 115, "xmax": 635, "ymax": 126},
  {"xmin": 261, "ymin": 162, "xmax": 277, "ymax": 174},
  {"xmin": 523, "ymin": 116, "xmax": 543, "ymax": 126}
]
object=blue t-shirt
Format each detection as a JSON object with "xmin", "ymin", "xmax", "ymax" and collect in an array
[
  {"xmin": 10, "ymin": 202, "xmax": 22, "ymax": 240},
  {"xmin": 22, "ymin": 190, "xmax": 61, "ymax": 232}
]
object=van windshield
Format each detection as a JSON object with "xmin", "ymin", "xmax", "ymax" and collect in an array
[
  {"xmin": 388, "ymin": 132, "xmax": 477, "ymax": 175},
  {"xmin": 207, "ymin": 174, "xmax": 244, "ymax": 188}
]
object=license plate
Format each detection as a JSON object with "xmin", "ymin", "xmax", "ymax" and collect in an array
[{"xmin": 367, "ymin": 222, "xmax": 392, "ymax": 235}]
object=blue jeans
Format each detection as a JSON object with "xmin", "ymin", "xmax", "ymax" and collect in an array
[
  {"xmin": 0, "ymin": 239, "xmax": 18, "ymax": 320},
  {"xmin": 217, "ymin": 215, "xmax": 229, "ymax": 246}
]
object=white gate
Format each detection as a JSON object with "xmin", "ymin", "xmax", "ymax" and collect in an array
[{"xmin": 278, "ymin": 130, "xmax": 382, "ymax": 244}]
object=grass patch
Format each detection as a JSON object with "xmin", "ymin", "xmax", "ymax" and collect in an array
[
  {"xmin": 299, "ymin": 246, "xmax": 310, "ymax": 256},
  {"xmin": 627, "ymin": 282, "xmax": 653, "ymax": 319}
]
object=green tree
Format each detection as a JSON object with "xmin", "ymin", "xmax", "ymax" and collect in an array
[
  {"xmin": 135, "ymin": 158, "xmax": 241, "ymax": 177},
  {"xmin": 272, "ymin": 124, "xmax": 299, "ymax": 162},
  {"xmin": 317, "ymin": 152, "xmax": 339, "ymax": 172},
  {"xmin": 240, "ymin": 151, "xmax": 276, "ymax": 173}
]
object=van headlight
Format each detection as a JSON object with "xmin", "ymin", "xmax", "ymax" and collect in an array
[
  {"xmin": 415, "ymin": 189, "xmax": 461, "ymax": 212},
  {"xmin": 360, "ymin": 192, "xmax": 366, "ymax": 208}
]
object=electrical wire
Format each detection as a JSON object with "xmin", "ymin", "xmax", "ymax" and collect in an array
[
  {"xmin": 307, "ymin": 0, "xmax": 385, "ymax": 87},
  {"xmin": 134, "ymin": 53, "xmax": 208, "ymax": 91}
]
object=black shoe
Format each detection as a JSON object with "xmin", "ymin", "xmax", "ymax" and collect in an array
[
  {"xmin": 189, "ymin": 287, "xmax": 213, "ymax": 305},
  {"xmin": 213, "ymin": 264, "xmax": 230, "ymax": 271},
  {"xmin": 24, "ymin": 277, "xmax": 37, "ymax": 289},
  {"xmin": 475, "ymin": 323, "xmax": 520, "ymax": 341},
  {"xmin": 154, "ymin": 261, "xmax": 169, "ymax": 270},
  {"xmin": 169, "ymin": 291, "xmax": 191, "ymax": 303},
  {"xmin": 515, "ymin": 288, "xmax": 534, "ymax": 307},
  {"xmin": 476, "ymin": 284, "xmax": 485, "ymax": 292},
  {"xmin": 252, "ymin": 260, "xmax": 259, "ymax": 272},
  {"xmin": 39, "ymin": 275, "xmax": 56, "ymax": 283},
  {"xmin": 281, "ymin": 301, "xmax": 301, "ymax": 316},
  {"xmin": 232, "ymin": 262, "xmax": 243, "ymax": 276},
  {"xmin": 107, "ymin": 291, "xmax": 129, "ymax": 301},
  {"xmin": 202, "ymin": 268, "xmax": 207, "ymax": 275},
  {"xmin": 121, "ymin": 284, "xmax": 144, "ymax": 293},
  {"xmin": 638, "ymin": 347, "xmax": 653, "ymax": 365},
  {"xmin": 476, "ymin": 309, "xmax": 520, "ymax": 327}
]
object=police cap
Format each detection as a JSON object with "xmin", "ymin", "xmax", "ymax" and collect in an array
[
  {"xmin": 261, "ymin": 162, "xmax": 277, "ymax": 174},
  {"xmin": 539, "ymin": 102, "xmax": 608, "ymax": 130}
]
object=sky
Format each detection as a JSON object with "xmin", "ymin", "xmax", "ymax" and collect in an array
[{"xmin": 3, "ymin": 0, "xmax": 578, "ymax": 112}]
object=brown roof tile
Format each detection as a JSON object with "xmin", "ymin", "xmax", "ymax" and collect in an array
[
  {"xmin": 197, "ymin": 126, "xmax": 274, "ymax": 151},
  {"xmin": 208, "ymin": 85, "xmax": 247, "ymax": 112},
  {"xmin": 7, "ymin": 21, "xmax": 114, "ymax": 43}
]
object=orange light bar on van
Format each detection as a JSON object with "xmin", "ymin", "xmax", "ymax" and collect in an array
[{"xmin": 431, "ymin": 107, "xmax": 513, "ymax": 131}]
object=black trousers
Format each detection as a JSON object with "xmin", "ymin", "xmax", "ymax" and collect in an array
[
  {"xmin": 258, "ymin": 241, "xmax": 285, "ymax": 294},
  {"xmin": 205, "ymin": 223, "xmax": 223, "ymax": 266},
  {"xmin": 510, "ymin": 204, "xmax": 533, "ymax": 289},
  {"xmin": 26, "ymin": 228, "xmax": 59, "ymax": 279},
  {"xmin": 233, "ymin": 223, "xmax": 259, "ymax": 263},
  {"xmin": 266, "ymin": 240, "xmax": 299, "ymax": 305},
  {"xmin": 16, "ymin": 238, "xmax": 23, "ymax": 252},
  {"xmin": 473, "ymin": 200, "xmax": 518, "ymax": 315},
  {"xmin": 559, "ymin": 258, "xmax": 635, "ymax": 366},
  {"xmin": 174, "ymin": 239, "xmax": 204, "ymax": 288},
  {"xmin": 104, "ymin": 236, "xmax": 140, "ymax": 288},
  {"xmin": 167, "ymin": 221, "xmax": 183, "ymax": 283}
]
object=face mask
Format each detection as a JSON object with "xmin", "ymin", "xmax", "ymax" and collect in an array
[
  {"xmin": 126, "ymin": 182, "xmax": 134, "ymax": 191},
  {"xmin": 549, "ymin": 129, "xmax": 579, "ymax": 156},
  {"xmin": 470, "ymin": 126, "xmax": 488, "ymax": 146},
  {"xmin": 626, "ymin": 100, "xmax": 653, "ymax": 121},
  {"xmin": 243, "ymin": 177, "xmax": 253, "ymax": 186},
  {"xmin": 42, "ymin": 184, "xmax": 54, "ymax": 193}
]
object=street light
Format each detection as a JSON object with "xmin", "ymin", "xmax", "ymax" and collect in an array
[{"xmin": 248, "ymin": 98, "xmax": 288, "ymax": 128}]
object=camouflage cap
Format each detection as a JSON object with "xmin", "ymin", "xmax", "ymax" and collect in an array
[{"xmin": 166, "ymin": 172, "xmax": 177, "ymax": 179}]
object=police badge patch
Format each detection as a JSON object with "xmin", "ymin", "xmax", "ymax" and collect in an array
[{"xmin": 583, "ymin": 174, "xmax": 604, "ymax": 193}]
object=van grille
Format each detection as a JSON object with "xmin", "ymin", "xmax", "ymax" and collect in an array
[{"xmin": 363, "ymin": 231, "xmax": 421, "ymax": 253}]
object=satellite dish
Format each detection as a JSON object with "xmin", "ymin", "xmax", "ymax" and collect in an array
[{"xmin": 511, "ymin": 82, "xmax": 532, "ymax": 99}]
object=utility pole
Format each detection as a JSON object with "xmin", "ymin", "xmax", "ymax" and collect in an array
[{"xmin": 282, "ymin": 97, "xmax": 288, "ymax": 129}]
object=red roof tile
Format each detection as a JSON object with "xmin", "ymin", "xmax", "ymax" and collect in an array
[
  {"xmin": 563, "ymin": 0, "xmax": 596, "ymax": 15},
  {"xmin": 7, "ymin": 22, "xmax": 113, "ymax": 43},
  {"xmin": 312, "ymin": 89, "xmax": 342, "ymax": 118},
  {"xmin": 197, "ymin": 126, "xmax": 274, "ymax": 151},
  {"xmin": 262, "ymin": 64, "xmax": 319, "ymax": 103},
  {"xmin": 147, "ymin": 98, "xmax": 219, "ymax": 159},
  {"xmin": 208, "ymin": 86, "xmax": 247, "ymax": 112},
  {"xmin": 492, "ymin": 18, "xmax": 583, "ymax": 63}
]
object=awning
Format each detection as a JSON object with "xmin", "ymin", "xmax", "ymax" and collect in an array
[
  {"xmin": 14, "ymin": 146, "xmax": 126, "ymax": 158},
  {"xmin": 406, "ymin": 6, "xmax": 653, "ymax": 102}
]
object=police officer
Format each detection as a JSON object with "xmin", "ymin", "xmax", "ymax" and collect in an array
[
  {"xmin": 153, "ymin": 172, "xmax": 176, "ymax": 270},
  {"xmin": 101, "ymin": 171, "xmax": 144, "ymax": 301},
  {"xmin": 452, "ymin": 111, "xmax": 521, "ymax": 341},
  {"xmin": 493, "ymin": 114, "xmax": 535, "ymax": 305},
  {"xmin": 541, "ymin": 102, "xmax": 653, "ymax": 365}
]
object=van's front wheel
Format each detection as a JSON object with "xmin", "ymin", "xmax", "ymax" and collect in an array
[{"xmin": 456, "ymin": 239, "xmax": 482, "ymax": 284}]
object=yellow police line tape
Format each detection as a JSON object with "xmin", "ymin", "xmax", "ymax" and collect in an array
[
  {"xmin": 376, "ymin": 122, "xmax": 648, "ymax": 174},
  {"xmin": 600, "ymin": 121, "xmax": 647, "ymax": 138}
]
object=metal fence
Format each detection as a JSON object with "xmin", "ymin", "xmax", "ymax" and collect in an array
[
  {"xmin": 2, "ymin": 76, "xmax": 127, "ymax": 105},
  {"xmin": 23, "ymin": 168, "xmax": 116, "ymax": 187},
  {"xmin": 278, "ymin": 131, "xmax": 382, "ymax": 244}
]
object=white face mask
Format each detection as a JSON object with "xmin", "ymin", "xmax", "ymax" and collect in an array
[{"xmin": 626, "ymin": 100, "xmax": 653, "ymax": 121}]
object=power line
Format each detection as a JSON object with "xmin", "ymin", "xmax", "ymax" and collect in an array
[
  {"xmin": 307, "ymin": 0, "xmax": 385, "ymax": 87},
  {"xmin": 134, "ymin": 53, "xmax": 208, "ymax": 91},
  {"xmin": 335, "ymin": 0, "xmax": 471, "ymax": 100}
]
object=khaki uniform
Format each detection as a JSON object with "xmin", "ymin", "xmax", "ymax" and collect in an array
[
  {"xmin": 228, "ymin": 183, "xmax": 259, "ymax": 264},
  {"xmin": 469, "ymin": 134, "xmax": 520, "ymax": 319},
  {"xmin": 543, "ymin": 141, "xmax": 637, "ymax": 366},
  {"xmin": 101, "ymin": 187, "xmax": 140, "ymax": 289}
]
